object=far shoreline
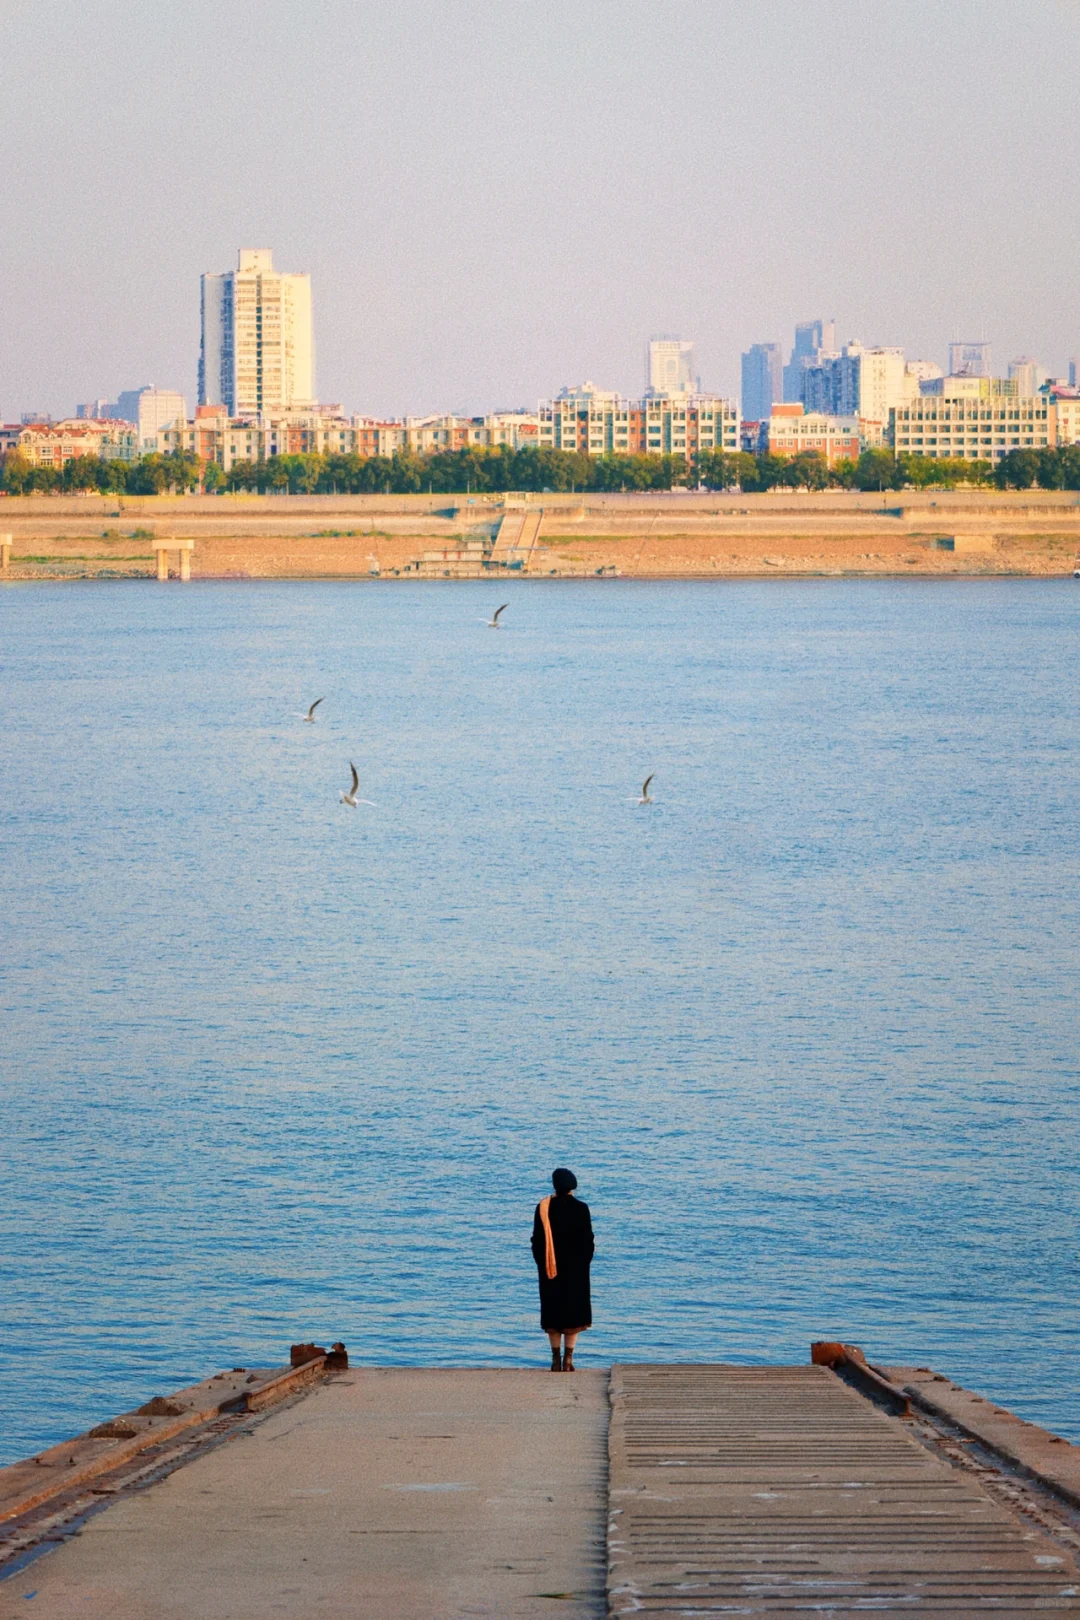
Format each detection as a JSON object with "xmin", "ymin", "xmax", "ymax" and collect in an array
[{"xmin": 2, "ymin": 487, "xmax": 1078, "ymax": 581}]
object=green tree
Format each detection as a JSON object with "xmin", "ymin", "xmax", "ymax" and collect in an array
[
  {"xmin": 0, "ymin": 452, "xmax": 33, "ymax": 493},
  {"xmin": 852, "ymin": 448, "xmax": 902, "ymax": 492},
  {"xmin": 387, "ymin": 450, "xmax": 424, "ymax": 493},
  {"xmin": 1036, "ymin": 447, "xmax": 1066, "ymax": 490},
  {"xmin": 897, "ymin": 454, "xmax": 938, "ymax": 489},
  {"xmin": 202, "ymin": 460, "xmax": 226, "ymax": 493},
  {"xmin": 95, "ymin": 459, "xmax": 128, "ymax": 493},
  {"xmin": 781, "ymin": 451, "xmax": 830, "ymax": 490},
  {"xmin": 226, "ymin": 459, "xmax": 260, "ymax": 492},
  {"xmin": 744, "ymin": 452, "xmax": 789, "ymax": 491},
  {"xmin": 696, "ymin": 450, "xmax": 758, "ymax": 490},
  {"xmin": 126, "ymin": 455, "xmax": 171, "ymax": 495},
  {"xmin": 60, "ymin": 455, "xmax": 102, "ymax": 492},
  {"xmin": 994, "ymin": 449, "xmax": 1040, "ymax": 489}
]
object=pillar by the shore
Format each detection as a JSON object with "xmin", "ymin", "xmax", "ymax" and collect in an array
[
  {"xmin": 154, "ymin": 539, "xmax": 193, "ymax": 581},
  {"xmin": 0, "ymin": 534, "xmax": 11, "ymax": 571}
]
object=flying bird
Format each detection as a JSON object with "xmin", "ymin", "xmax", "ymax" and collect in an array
[
  {"xmin": 486, "ymin": 603, "xmax": 509, "ymax": 628},
  {"xmin": 638, "ymin": 774, "xmax": 655, "ymax": 805},
  {"xmin": 340, "ymin": 763, "xmax": 375, "ymax": 808},
  {"xmin": 303, "ymin": 698, "xmax": 324, "ymax": 723}
]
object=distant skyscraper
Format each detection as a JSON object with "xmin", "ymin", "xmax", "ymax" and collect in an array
[
  {"xmin": 1007, "ymin": 357, "xmax": 1042, "ymax": 396},
  {"xmin": 114, "ymin": 386, "xmax": 188, "ymax": 446},
  {"xmin": 647, "ymin": 337, "xmax": 696, "ymax": 396},
  {"xmin": 1070, "ymin": 358, "xmax": 1080, "ymax": 388},
  {"xmin": 802, "ymin": 343, "xmax": 906, "ymax": 423},
  {"xmin": 741, "ymin": 342, "xmax": 783, "ymax": 420},
  {"xmin": 949, "ymin": 340, "xmax": 991, "ymax": 378},
  {"xmin": 783, "ymin": 318, "xmax": 836, "ymax": 402},
  {"xmin": 199, "ymin": 249, "xmax": 314, "ymax": 415}
]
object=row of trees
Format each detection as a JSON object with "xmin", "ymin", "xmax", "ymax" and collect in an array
[
  {"xmin": 6, "ymin": 441, "xmax": 1080, "ymax": 497},
  {"xmin": 0, "ymin": 450, "xmax": 204, "ymax": 495}
]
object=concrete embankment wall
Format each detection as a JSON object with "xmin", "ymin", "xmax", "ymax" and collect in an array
[{"xmin": 2, "ymin": 489, "xmax": 1080, "ymax": 578}]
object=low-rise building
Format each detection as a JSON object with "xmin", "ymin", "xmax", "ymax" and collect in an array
[
  {"xmin": 157, "ymin": 408, "xmax": 539, "ymax": 468},
  {"xmin": 766, "ymin": 404, "xmax": 861, "ymax": 465},
  {"xmin": 403, "ymin": 412, "xmax": 539, "ymax": 454},
  {"xmin": 12, "ymin": 418, "xmax": 140, "ymax": 466},
  {"xmin": 891, "ymin": 377, "xmax": 1051, "ymax": 462},
  {"xmin": 1044, "ymin": 384, "xmax": 1080, "ymax": 446},
  {"xmin": 538, "ymin": 387, "xmax": 739, "ymax": 459}
]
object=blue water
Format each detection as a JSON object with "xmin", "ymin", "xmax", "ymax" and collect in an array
[{"xmin": 1, "ymin": 578, "xmax": 1077, "ymax": 1465}]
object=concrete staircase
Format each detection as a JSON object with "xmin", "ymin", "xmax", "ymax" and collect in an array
[{"xmin": 490, "ymin": 507, "xmax": 544, "ymax": 569}]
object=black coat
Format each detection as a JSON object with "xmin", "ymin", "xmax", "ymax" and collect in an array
[{"xmin": 531, "ymin": 1194, "xmax": 594, "ymax": 1331}]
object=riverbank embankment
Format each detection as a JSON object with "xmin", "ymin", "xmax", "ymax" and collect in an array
[
  {"xmin": 3, "ymin": 1346, "xmax": 1080, "ymax": 1615},
  {"xmin": 2, "ymin": 489, "xmax": 1080, "ymax": 579}
]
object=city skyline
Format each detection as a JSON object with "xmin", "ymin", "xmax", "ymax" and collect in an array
[
  {"xmin": 4, "ymin": 1, "xmax": 1080, "ymax": 419},
  {"xmin": 30, "ymin": 279, "xmax": 1075, "ymax": 431}
]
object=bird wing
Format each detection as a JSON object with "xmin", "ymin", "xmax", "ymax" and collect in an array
[
  {"xmin": 493, "ymin": 603, "xmax": 508, "ymax": 622},
  {"xmin": 307, "ymin": 697, "xmax": 324, "ymax": 718},
  {"xmin": 349, "ymin": 762, "xmax": 359, "ymax": 793},
  {"xmin": 642, "ymin": 774, "xmax": 655, "ymax": 796}
]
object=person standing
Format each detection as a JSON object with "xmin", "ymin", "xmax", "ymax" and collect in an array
[{"xmin": 531, "ymin": 1167, "xmax": 594, "ymax": 1371}]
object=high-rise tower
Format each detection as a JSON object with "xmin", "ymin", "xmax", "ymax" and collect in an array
[
  {"xmin": 199, "ymin": 249, "xmax": 314, "ymax": 415},
  {"xmin": 948, "ymin": 340, "xmax": 991, "ymax": 379},
  {"xmin": 783, "ymin": 319, "xmax": 837, "ymax": 402},
  {"xmin": 741, "ymin": 342, "xmax": 783, "ymax": 420},
  {"xmin": 647, "ymin": 337, "xmax": 697, "ymax": 397}
]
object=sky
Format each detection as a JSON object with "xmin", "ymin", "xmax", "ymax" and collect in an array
[{"xmin": 3, "ymin": 0, "xmax": 1080, "ymax": 420}]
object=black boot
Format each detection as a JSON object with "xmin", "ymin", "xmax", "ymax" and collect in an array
[
  {"xmin": 562, "ymin": 1348, "xmax": 575, "ymax": 1372},
  {"xmin": 550, "ymin": 1346, "xmax": 561, "ymax": 1372}
]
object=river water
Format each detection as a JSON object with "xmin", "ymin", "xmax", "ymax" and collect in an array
[{"xmin": 1, "ymin": 578, "xmax": 1077, "ymax": 1463}]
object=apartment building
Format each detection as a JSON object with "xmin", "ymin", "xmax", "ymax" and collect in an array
[
  {"xmin": 9, "ymin": 418, "xmax": 140, "ymax": 466},
  {"xmin": 157, "ymin": 408, "xmax": 541, "ymax": 468},
  {"xmin": 404, "ymin": 412, "xmax": 538, "ymax": 454},
  {"xmin": 766, "ymin": 404, "xmax": 861, "ymax": 466},
  {"xmin": 161, "ymin": 405, "xmax": 357, "ymax": 468},
  {"xmin": 538, "ymin": 389, "xmax": 739, "ymax": 458},
  {"xmin": 200, "ymin": 249, "xmax": 314, "ymax": 415},
  {"xmin": 803, "ymin": 343, "xmax": 906, "ymax": 427},
  {"xmin": 891, "ymin": 377, "xmax": 1050, "ymax": 461},
  {"xmin": 1049, "ymin": 388, "xmax": 1080, "ymax": 445},
  {"xmin": 118, "ymin": 387, "xmax": 188, "ymax": 448}
]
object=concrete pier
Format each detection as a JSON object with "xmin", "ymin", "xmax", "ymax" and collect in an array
[
  {"xmin": 2, "ymin": 1352, "xmax": 1079, "ymax": 1617},
  {"xmin": 0, "ymin": 1367, "xmax": 609, "ymax": 1619},
  {"xmin": 154, "ymin": 538, "xmax": 194, "ymax": 580},
  {"xmin": 608, "ymin": 1362, "xmax": 1080, "ymax": 1615}
]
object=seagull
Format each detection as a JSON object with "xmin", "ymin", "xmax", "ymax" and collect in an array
[
  {"xmin": 638, "ymin": 774, "xmax": 655, "ymax": 805},
  {"xmin": 340, "ymin": 763, "xmax": 375, "ymax": 807},
  {"xmin": 303, "ymin": 698, "xmax": 324, "ymax": 723},
  {"xmin": 486, "ymin": 603, "xmax": 509, "ymax": 629}
]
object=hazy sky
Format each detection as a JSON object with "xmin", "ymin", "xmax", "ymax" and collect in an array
[{"xmin": 3, "ymin": 0, "xmax": 1080, "ymax": 419}]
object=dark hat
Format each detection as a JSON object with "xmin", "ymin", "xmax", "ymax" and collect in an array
[{"xmin": 551, "ymin": 1167, "xmax": 578, "ymax": 1194}]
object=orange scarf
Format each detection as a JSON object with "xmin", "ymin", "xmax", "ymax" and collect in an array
[{"xmin": 538, "ymin": 1196, "xmax": 557, "ymax": 1280}]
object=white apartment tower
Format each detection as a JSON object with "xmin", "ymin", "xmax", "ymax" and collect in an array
[
  {"xmin": 647, "ymin": 337, "xmax": 697, "ymax": 396},
  {"xmin": 199, "ymin": 249, "xmax": 314, "ymax": 415}
]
